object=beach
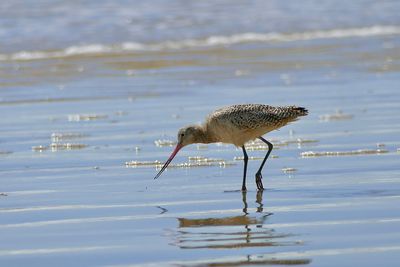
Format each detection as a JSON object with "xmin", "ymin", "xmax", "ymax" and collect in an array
[{"xmin": 1, "ymin": 1, "xmax": 400, "ymax": 266}]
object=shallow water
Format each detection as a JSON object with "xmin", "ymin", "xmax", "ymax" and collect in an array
[{"xmin": 1, "ymin": 1, "xmax": 400, "ymax": 266}]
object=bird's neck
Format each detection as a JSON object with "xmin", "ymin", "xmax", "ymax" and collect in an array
[{"xmin": 196, "ymin": 125, "xmax": 216, "ymax": 144}]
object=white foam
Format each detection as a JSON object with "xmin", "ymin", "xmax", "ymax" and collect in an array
[
  {"xmin": 64, "ymin": 44, "xmax": 113, "ymax": 55},
  {"xmin": 2, "ymin": 25, "xmax": 400, "ymax": 61}
]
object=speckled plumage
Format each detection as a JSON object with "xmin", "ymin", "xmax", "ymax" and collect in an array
[
  {"xmin": 204, "ymin": 104, "xmax": 308, "ymax": 147},
  {"xmin": 209, "ymin": 104, "xmax": 307, "ymax": 129}
]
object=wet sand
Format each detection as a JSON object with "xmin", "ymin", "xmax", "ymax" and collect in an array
[{"xmin": 1, "ymin": 23, "xmax": 400, "ymax": 267}]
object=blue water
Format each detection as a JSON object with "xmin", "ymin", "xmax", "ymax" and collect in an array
[
  {"xmin": 1, "ymin": 1, "xmax": 400, "ymax": 267},
  {"xmin": 1, "ymin": 0, "xmax": 400, "ymax": 53}
]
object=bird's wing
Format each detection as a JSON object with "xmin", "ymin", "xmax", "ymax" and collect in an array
[{"xmin": 208, "ymin": 104, "xmax": 306, "ymax": 130}]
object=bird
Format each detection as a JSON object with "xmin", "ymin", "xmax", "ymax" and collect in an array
[{"xmin": 154, "ymin": 104, "xmax": 308, "ymax": 191}]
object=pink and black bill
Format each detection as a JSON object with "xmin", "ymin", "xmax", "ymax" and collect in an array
[{"xmin": 154, "ymin": 144, "xmax": 183, "ymax": 179}]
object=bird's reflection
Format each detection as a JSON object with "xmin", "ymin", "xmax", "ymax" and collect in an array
[
  {"xmin": 172, "ymin": 191, "xmax": 310, "ymax": 265},
  {"xmin": 173, "ymin": 191, "xmax": 307, "ymax": 258},
  {"xmin": 256, "ymin": 190, "xmax": 264, "ymax": 213},
  {"xmin": 242, "ymin": 190, "xmax": 266, "ymax": 214}
]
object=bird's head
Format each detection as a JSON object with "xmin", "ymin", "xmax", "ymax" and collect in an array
[
  {"xmin": 177, "ymin": 125, "xmax": 204, "ymax": 147},
  {"xmin": 154, "ymin": 125, "xmax": 204, "ymax": 179}
]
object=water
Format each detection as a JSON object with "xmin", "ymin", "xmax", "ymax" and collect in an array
[
  {"xmin": 1, "ymin": 0, "xmax": 400, "ymax": 54},
  {"xmin": 1, "ymin": 1, "xmax": 400, "ymax": 266}
]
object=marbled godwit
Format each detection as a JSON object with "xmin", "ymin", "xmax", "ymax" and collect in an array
[{"xmin": 154, "ymin": 104, "xmax": 308, "ymax": 191}]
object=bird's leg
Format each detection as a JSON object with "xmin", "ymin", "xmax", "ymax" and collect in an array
[
  {"xmin": 255, "ymin": 137, "xmax": 273, "ymax": 191},
  {"xmin": 241, "ymin": 146, "xmax": 249, "ymax": 192}
]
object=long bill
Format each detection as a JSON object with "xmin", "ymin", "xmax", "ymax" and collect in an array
[{"xmin": 154, "ymin": 144, "xmax": 183, "ymax": 179}]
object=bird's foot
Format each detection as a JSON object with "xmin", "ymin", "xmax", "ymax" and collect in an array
[
  {"xmin": 255, "ymin": 172, "xmax": 264, "ymax": 191},
  {"xmin": 241, "ymin": 185, "xmax": 247, "ymax": 192}
]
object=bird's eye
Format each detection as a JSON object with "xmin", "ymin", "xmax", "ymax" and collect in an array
[{"xmin": 180, "ymin": 133, "xmax": 185, "ymax": 137}]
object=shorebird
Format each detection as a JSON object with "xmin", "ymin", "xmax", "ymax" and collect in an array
[{"xmin": 154, "ymin": 104, "xmax": 308, "ymax": 191}]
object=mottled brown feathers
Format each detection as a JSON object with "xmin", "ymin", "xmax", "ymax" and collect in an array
[{"xmin": 207, "ymin": 104, "xmax": 308, "ymax": 130}]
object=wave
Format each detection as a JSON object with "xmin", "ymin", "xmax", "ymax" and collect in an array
[{"xmin": 1, "ymin": 25, "xmax": 399, "ymax": 61}]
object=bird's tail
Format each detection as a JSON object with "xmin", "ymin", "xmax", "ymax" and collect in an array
[
  {"xmin": 279, "ymin": 106, "xmax": 308, "ymax": 125},
  {"xmin": 291, "ymin": 106, "xmax": 308, "ymax": 117}
]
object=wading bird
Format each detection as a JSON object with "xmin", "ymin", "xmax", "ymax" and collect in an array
[{"xmin": 154, "ymin": 104, "xmax": 308, "ymax": 191}]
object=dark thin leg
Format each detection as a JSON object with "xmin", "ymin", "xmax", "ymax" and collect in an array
[
  {"xmin": 255, "ymin": 137, "xmax": 273, "ymax": 191},
  {"xmin": 241, "ymin": 146, "xmax": 248, "ymax": 191}
]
